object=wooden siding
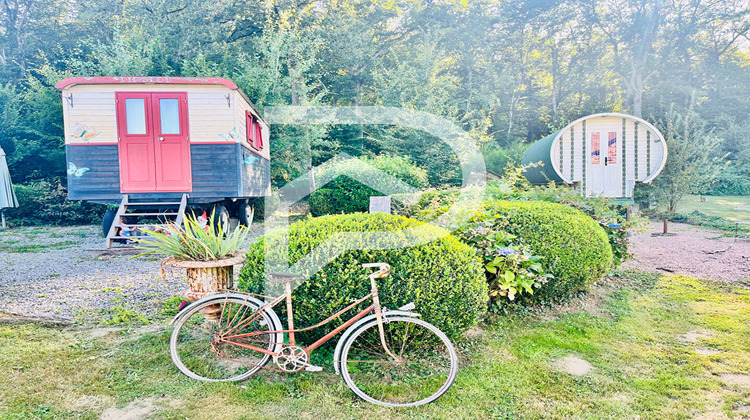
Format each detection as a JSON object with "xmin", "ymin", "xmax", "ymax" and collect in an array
[
  {"xmin": 66, "ymin": 143, "xmax": 272, "ymax": 203},
  {"xmin": 240, "ymin": 145, "xmax": 271, "ymax": 196},
  {"xmin": 546, "ymin": 114, "xmax": 667, "ymax": 198},
  {"xmin": 189, "ymin": 144, "xmax": 240, "ymax": 198},
  {"xmin": 234, "ymin": 91, "xmax": 271, "ymax": 161},
  {"xmin": 66, "ymin": 144, "xmax": 120, "ymax": 201},
  {"xmin": 62, "ymin": 84, "xmax": 236, "ymax": 145}
]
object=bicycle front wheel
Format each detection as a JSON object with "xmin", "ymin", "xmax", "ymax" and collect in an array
[
  {"xmin": 170, "ymin": 296, "xmax": 280, "ymax": 382},
  {"xmin": 339, "ymin": 316, "xmax": 458, "ymax": 407}
]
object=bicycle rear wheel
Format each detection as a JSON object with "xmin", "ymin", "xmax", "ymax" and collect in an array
[
  {"xmin": 339, "ymin": 316, "xmax": 458, "ymax": 407},
  {"xmin": 170, "ymin": 296, "xmax": 281, "ymax": 381}
]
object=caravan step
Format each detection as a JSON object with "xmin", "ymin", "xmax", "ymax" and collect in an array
[
  {"xmin": 113, "ymin": 224, "xmax": 170, "ymax": 228},
  {"xmin": 122, "ymin": 212, "xmax": 179, "ymax": 216},
  {"xmin": 124, "ymin": 202, "xmax": 181, "ymax": 206}
]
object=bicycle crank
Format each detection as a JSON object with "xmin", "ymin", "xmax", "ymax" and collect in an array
[{"xmin": 273, "ymin": 345, "xmax": 322, "ymax": 372}]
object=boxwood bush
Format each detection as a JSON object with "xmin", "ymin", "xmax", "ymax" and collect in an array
[
  {"xmin": 237, "ymin": 213, "xmax": 487, "ymax": 341},
  {"xmin": 483, "ymin": 200, "xmax": 613, "ymax": 302},
  {"xmin": 309, "ymin": 155, "xmax": 429, "ymax": 216}
]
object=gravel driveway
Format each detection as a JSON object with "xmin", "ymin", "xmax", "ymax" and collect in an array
[
  {"xmin": 0, "ymin": 225, "xmax": 250, "ymax": 323},
  {"xmin": 622, "ymin": 221, "xmax": 750, "ymax": 282}
]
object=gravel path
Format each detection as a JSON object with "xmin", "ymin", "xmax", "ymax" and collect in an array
[
  {"xmin": 0, "ymin": 225, "xmax": 255, "ymax": 322},
  {"xmin": 622, "ymin": 221, "xmax": 750, "ymax": 282}
]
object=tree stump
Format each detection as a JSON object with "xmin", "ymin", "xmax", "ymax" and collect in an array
[{"xmin": 162, "ymin": 255, "xmax": 246, "ymax": 322}]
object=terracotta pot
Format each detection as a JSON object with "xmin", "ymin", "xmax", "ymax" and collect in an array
[{"xmin": 162, "ymin": 255, "xmax": 246, "ymax": 321}]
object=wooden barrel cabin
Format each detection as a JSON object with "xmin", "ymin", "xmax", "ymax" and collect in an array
[
  {"xmin": 521, "ymin": 113, "xmax": 667, "ymax": 199},
  {"xmin": 55, "ymin": 76, "xmax": 271, "ymax": 247}
]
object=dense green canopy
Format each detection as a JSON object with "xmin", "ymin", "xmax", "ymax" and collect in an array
[{"xmin": 0, "ymin": 0, "xmax": 748, "ymax": 196}]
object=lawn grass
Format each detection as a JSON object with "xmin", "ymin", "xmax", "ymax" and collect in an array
[
  {"xmin": 2, "ymin": 271, "xmax": 750, "ymax": 419},
  {"xmin": 676, "ymin": 195, "xmax": 750, "ymax": 223}
]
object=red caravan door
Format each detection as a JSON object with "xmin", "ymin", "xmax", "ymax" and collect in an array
[
  {"xmin": 152, "ymin": 93, "xmax": 191, "ymax": 192},
  {"xmin": 116, "ymin": 92, "xmax": 157, "ymax": 192},
  {"xmin": 116, "ymin": 92, "xmax": 192, "ymax": 193}
]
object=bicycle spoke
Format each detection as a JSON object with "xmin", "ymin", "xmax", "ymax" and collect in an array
[
  {"xmin": 171, "ymin": 298, "xmax": 278, "ymax": 381},
  {"xmin": 341, "ymin": 317, "xmax": 457, "ymax": 407}
]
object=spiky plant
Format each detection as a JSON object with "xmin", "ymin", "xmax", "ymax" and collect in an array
[{"xmin": 135, "ymin": 210, "xmax": 251, "ymax": 261}]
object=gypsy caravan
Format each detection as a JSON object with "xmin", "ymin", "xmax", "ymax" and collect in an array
[
  {"xmin": 522, "ymin": 113, "xmax": 668, "ymax": 199},
  {"xmin": 55, "ymin": 76, "xmax": 270, "ymax": 247}
]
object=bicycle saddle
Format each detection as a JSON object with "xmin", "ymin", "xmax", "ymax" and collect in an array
[{"xmin": 268, "ymin": 272, "xmax": 305, "ymax": 284}]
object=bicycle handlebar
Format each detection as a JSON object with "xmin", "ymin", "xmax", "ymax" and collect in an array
[
  {"xmin": 362, "ymin": 262, "xmax": 390, "ymax": 271},
  {"xmin": 362, "ymin": 263, "xmax": 391, "ymax": 278}
]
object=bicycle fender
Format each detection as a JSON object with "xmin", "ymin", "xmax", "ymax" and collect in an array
[
  {"xmin": 168, "ymin": 293, "xmax": 269, "ymax": 327},
  {"xmin": 332, "ymin": 310, "xmax": 421, "ymax": 374}
]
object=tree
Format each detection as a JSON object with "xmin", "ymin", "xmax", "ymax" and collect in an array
[{"xmin": 647, "ymin": 108, "xmax": 727, "ymax": 212}]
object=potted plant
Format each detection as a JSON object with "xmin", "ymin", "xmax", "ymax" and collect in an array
[{"xmin": 136, "ymin": 211, "xmax": 251, "ymax": 319}]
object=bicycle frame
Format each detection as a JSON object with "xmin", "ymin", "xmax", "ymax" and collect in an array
[{"xmin": 216, "ymin": 272, "xmax": 397, "ymax": 362}]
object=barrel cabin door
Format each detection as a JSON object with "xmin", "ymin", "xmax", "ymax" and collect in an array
[
  {"xmin": 116, "ymin": 92, "xmax": 192, "ymax": 193},
  {"xmin": 587, "ymin": 131, "xmax": 622, "ymax": 197}
]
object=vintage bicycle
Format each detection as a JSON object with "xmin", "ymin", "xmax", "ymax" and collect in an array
[{"xmin": 168, "ymin": 262, "xmax": 458, "ymax": 407}]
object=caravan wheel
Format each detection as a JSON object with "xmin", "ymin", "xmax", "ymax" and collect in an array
[
  {"xmin": 238, "ymin": 201, "xmax": 254, "ymax": 227},
  {"xmin": 102, "ymin": 208, "xmax": 118, "ymax": 237},
  {"xmin": 211, "ymin": 204, "xmax": 230, "ymax": 233}
]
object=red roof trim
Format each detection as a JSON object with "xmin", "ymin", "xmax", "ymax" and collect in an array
[{"xmin": 55, "ymin": 76, "xmax": 238, "ymax": 90}]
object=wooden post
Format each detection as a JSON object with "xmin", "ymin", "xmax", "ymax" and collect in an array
[
  {"xmin": 369, "ymin": 196, "xmax": 391, "ymax": 214},
  {"xmin": 663, "ymin": 219, "xmax": 668, "ymax": 235},
  {"xmin": 626, "ymin": 204, "xmax": 637, "ymax": 222},
  {"xmin": 308, "ymin": 166, "xmax": 316, "ymax": 192}
]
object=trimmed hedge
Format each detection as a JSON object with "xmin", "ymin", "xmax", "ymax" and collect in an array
[
  {"xmin": 237, "ymin": 213, "xmax": 487, "ymax": 341},
  {"xmin": 483, "ymin": 200, "xmax": 613, "ymax": 301},
  {"xmin": 309, "ymin": 155, "xmax": 429, "ymax": 216}
]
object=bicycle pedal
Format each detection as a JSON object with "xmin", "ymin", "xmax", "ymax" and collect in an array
[{"xmin": 304, "ymin": 365, "xmax": 323, "ymax": 372}]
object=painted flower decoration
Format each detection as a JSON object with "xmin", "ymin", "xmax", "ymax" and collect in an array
[
  {"xmin": 497, "ymin": 248, "xmax": 518, "ymax": 256},
  {"xmin": 608, "ymin": 223, "xmax": 622, "ymax": 228}
]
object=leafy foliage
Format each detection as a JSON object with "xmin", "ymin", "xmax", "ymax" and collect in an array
[
  {"xmin": 643, "ymin": 109, "xmax": 729, "ymax": 212},
  {"xmin": 308, "ymin": 154, "xmax": 429, "ymax": 216},
  {"xmin": 1, "ymin": 0, "xmax": 749, "ymax": 202},
  {"xmin": 237, "ymin": 213, "xmax": 487, "ymax": 341},
  {"xmin": 135, "ymin": 212, "xmax": 250, "ymax": 261},
  {"xmin": 517, "ymin": 184, "xmax": 649, "ymax": 267},
  {"xmin": 4, "ymin": 179, "xmax": 106, "ymax": 226},
  {"xmin": 481, "ymin": 200, "xmax": 613, "ymax": 302},
  {"xmin": 453, "ymin": 214, "xmax": 552, "ymax": 302}
]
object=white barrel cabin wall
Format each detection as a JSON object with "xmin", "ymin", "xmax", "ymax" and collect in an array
[{"xmin": 522, "ymin": 113, "xmax": 668, "ymax": 200}]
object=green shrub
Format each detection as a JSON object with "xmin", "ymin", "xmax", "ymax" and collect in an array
[
  {"xmin": 401, "ymin": 181, "xmax": 643, "ymax": 267},
  {"xmin": 250, "ymin": 189, "xmax": 281, "ymax": 221},
  {"xmin": 482, "ymin": 200, "xmax": 613, "ymax": 302},
  {"xmin": 309, "ymin": 155, "xmax": 429, "ymax": 216},
  {"xmin": 703, "ymin": 167, "xmax": 750, "ymax": 196},
  {"xmin": 237, "ymin": 213, "xmax": 487, "ymax": 341},
  {"xmin": 307, "ymin": 188, "xmax": 339, "ymax": 216},
  {"xmin": 4, "ymin": 179, "xmax": 106, "ymax": 226}
]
